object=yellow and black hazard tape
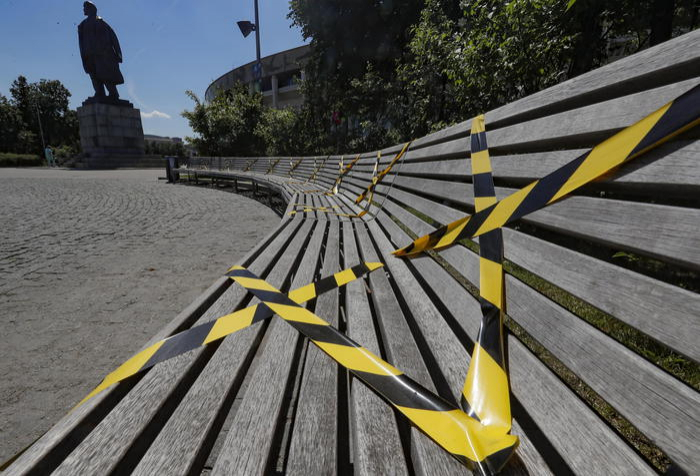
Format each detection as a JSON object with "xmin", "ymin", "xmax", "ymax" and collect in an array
[
  {"xmin": 74, "ymin": 262, "xmax": 382, "ymax": 408},
  {"xmin": 266, "ymin": 158, "xmax": 281, "ymax": 175},
  {"xmin": 244, "ymin": 159, "xmax": 258, "ymax": 172},
  {"xmin": 355, "ymin": 141, "xmax": 412, "ymax": 205},
  {"xmin": 331, "ymin": 153, "xmax": 361, "ymax": 195},
  {"xmin": 306, "ymin": 155, "xmax": 330, "ymax": 183},
  {"xmin": 288, "ymin": 158, "xmax": 303, "ymax": 178},
  {"xmin": 288, "ymin": 204, "xmax": 341, "ymax": 216},
  {"xmin": 228, "ymin": 266, "xmax": 518, "ymax": 474},
  {"xmin": 0, "ymin": 262, "xmax": 383, "ymax": 472},
  {"xmin": 302, "ymin": 153, "xmax": 364, "ymax": 196},
  {"xmin": 460, "ymin": 115, "xmax": 511, "ymax": 432},
  {"xmin": 394, "ymin": 84, "xmax": 700, "ymax": 256}
]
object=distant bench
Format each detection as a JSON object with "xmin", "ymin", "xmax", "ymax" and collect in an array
[{"xmin": 6, "ymin": 30, "xmax": 699, "ymax": 475}]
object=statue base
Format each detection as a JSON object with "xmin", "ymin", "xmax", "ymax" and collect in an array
[{"xmin": 77, "ymin": 100, "xmax": 147, "ymax": 167}]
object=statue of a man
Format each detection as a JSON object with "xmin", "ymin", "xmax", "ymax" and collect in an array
[{"xmin": 78, "ymin": 1, "xmax": 124, "ymax": 101}]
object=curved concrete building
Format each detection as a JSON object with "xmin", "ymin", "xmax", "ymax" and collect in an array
[{"xmin": 205, "ymin": 45, "xmax": 311, "ymax": 109}]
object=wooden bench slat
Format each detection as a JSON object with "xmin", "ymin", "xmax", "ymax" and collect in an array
[
  {"xmin": 366, "ymin": 215, "xmax": 655, "ymax": 474},
  {"xmin": 341, "ymin": 222, "xmax": 409, "ymax": 474},
  {"xmin": 390, "ymin": 140, "xmax": 700, "ymax": 191},
  {"xmin": 384, "ymin": 174, "xmax": 700, "ymax": 269},
  {"xmin": 132, "ymin": 218, "xmax": 317, "ymax": 475},
  {"xmin": 375, "ymin": 188, "xmax": 698, "ymax": 362},
  {"xmin": 210, "ymin": 219, "xmax": 323, "ymax": 475},
  {"xmin": 286, "ymin": 220, "xmax": 342, "ymax": 474},
  {"xmin": 353, "ymin": 224, "xmax": 468, "ymax": 475},
  {"xmin": 48, "ymin": 218, "xmax": 306, "ymax": 475}
]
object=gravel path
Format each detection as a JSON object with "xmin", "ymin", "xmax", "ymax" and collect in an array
[{"xmin": 0, "ymin": 168, "xmax": 280, "ymax": 463}]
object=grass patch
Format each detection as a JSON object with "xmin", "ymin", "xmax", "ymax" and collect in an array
[{"xmin": 0, "ymin": 152, "xmax": 43, "ymax": 167}]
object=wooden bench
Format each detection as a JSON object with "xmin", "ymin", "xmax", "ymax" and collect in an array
[{"xmin": 5, "ymin": 30, "xmax": 699, "ymax": 475}]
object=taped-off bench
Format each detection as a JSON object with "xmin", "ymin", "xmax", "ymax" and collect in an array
[{"xmin": 5, "ymin": 30, "xmax": 699, "ymax": 476}]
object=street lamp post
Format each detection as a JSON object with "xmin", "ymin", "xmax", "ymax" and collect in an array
[
  {"xmin": 35, "ymin": 104, "xmax": 46, "ymax": 151},
  {"xmin": 237, "ymin": 0, "xmax": 262, "ymax": 90}
]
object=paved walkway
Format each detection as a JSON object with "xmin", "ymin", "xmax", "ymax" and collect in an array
[{"xmin": 0, "ymin": 168, "xmax": 280, "ymax": 462}]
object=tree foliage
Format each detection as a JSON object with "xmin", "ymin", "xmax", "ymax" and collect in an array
[
  {"xmin": 185, "ymin": 0, "xmax": 698, "ymax": 157},
  {"xmin": 1, "ymin": 76, "xmax": 79, "ymax": 155},
  {"xmin": 287, "ymin": 0, "xmax": 699, "ymax": 152},
  {"xmin": 182, "ymin": 83, "xmax": 265, "ymax": 156},
  {"xmin": 182, "ymin": 82, "xmax": 309, "ymax": 157}
]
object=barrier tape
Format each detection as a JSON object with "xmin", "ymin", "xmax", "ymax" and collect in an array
[
  {"xmin": 393, "ymin": 84, "xmax": 700, "ymax": 256},
  {"xmin": 331, "ymin": 154, "xmax": 361, "ymax": 195},
  {"xmin": 73, "ymin": 262, "xmax": 382, "ymax": 408},
  {"xmin": 288, "ymin": 204, "xmax": 340, "ymax": 216},
  {"xmin": 302, "ymin": 153, "xmax": 363, "ymax": 195},
  {"xmin": 228, "ymin": 266, "xmax": 518, "ymax": 474},
  {"xmin": 244, "ymin": 159, "xmax": 257, "ymax": 172},
  {"xmin": 306, "ymin": 155, "xmax": 329, "ymax": 183},
  {"xmin": 288, "ymin": 158, "xmax": 303, "ymax": 178},
  {"xmin": 355, "ymin": 142, "xmax": 412, "ymax": 205},
  {"xmin": 0, "ymin": 262, "xmax": 383, "ymax": 472},
  {"xmin": 266, "ymin": 158, "xmax": 281, "ymax": 175},
  {"xmin": 461, "ymin": 115, "xmax": 512, "ymax": 435}
]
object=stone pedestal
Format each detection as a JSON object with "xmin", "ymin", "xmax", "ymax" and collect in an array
[{"xmin": 77, "ymin": 99, "xmax": 148, "ymax": 167}]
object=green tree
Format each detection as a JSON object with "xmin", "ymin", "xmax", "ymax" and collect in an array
[
  {"xmin": 7, "ymin": 76, "xmax": 79, "ymax": 154},
  {"xmin": 0, "ymin": 94, "xmax": 23, "ymax": 152},
  {"xmin": 182, "ymin": 83, "xmax": 266, "ymax": 156}
]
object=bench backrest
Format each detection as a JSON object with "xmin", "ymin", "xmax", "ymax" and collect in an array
[{"xmin": 186, "ymin": 30, "xmax": 700, "ymax": 473}]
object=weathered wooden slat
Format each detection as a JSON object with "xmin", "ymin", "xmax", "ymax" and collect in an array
[
  {"xmin": 131, "ymin": 220, "xmax": 319, "ymax": 475},
  {"xmin": 370, "ymin": 212, "xmax": 655, "ymax": 475},
  {"xmin": 437, "ymin": 238, "xmax": 700, "ymax": 473},
  {"xmin": 47, "ymin": 218, "xmax": 306, "ymax": 476},
  {"xmin": 382, "ymin": 187, "xmax": 699, "ymax": 361},
  {"xmin": 286, "ymin": 220, "xmax": 341, "ymax": 475},
  {"xmin": 387, "ymin": 174, "xmax": 700, "ymax": 269},
  {"xmin": 390, "ymin": 139, "xmax": 700, "ymax": 191},
  {"xmin": 211, "ymin": 219, "xmax": 323, "ymax": 475},
  {"xmin": 341, "ymin": 221, "xmax": 409, "ymax": 474},
  {"xmin": 3, "ymin": 217, "xmax": 295, "ymax": 476},
  {"xmin": 353, "ymin": 224, "xmax": 468, "ymax": 475}
]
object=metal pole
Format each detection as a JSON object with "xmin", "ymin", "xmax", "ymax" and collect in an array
[
  {"xmin": 253, "ymin": 0, "xmax": 262, "ymax": 91},
  {"xmin": 254, "ymin": 0, "xmax": 261, "ymax": 63},
  {"xmin": 35, "ymin": 105, "xmax": 46, "ymax": 150}
]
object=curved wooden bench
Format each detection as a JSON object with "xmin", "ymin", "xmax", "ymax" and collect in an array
[{"xmin": 6, "ymin": 30, "xmax": 699, "ymax": 476}]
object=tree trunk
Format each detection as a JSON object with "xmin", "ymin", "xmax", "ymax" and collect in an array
[
  {"xmin": 650, "ymin": 0, "xmax": 675, "ymax": 46},
  {"xmin": 567, "ymin": 0, "xmax": 606, "ymax": 78}
]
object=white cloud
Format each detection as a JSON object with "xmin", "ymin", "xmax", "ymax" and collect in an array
[{"xmin": 141, "ymin": 110, "xmax": 171, "ymax": 119}]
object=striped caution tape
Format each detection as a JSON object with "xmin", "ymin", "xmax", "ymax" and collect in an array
[
  {"xmin": 266, "ymin": 158, "xmax": 281, "ymax": 175},
  {"xmin": 244, "ymin": 159, "xmax": 257, "ymax": 172},
  {"xmin": 288, "ymin": 158, "xmax": 303, "ymax": 178},
  {"xmin": 309, "ymin": 146, "xmax": 405, "ymax": 219},
  {"xmin": 306, "ymin": 155, "xmax": 329, "ymax": 183},
  {"xmin": 460, "ymin": 115, "xmax": 512, "ymax": 433},
  {"xmin": 288, "ymin": 204, "xmax": 341, "ymax": 216},
  {"xmin": 393, "ymin": 84, "xmax": 700, "ymax": 256},
  {"xmin": 0, "ymin": 262, "xmax": 383, "ymax": 472},
  {"xmin": 355, "ymin": 142, "xmax": 412, "ymax": 205},
  {"xmin": 73, "ymin": 262, "xmax": 382, "ymax": 408},
  {"xmin": 302, "ymin": 153, "xmax": 363, "ymax": 196},
  {"xmin": 228, "ymin": 266, "xmax": 519, "ymax": 474},
  {"xmin": 331, "ymin": 154, "xmax": 361, "ymax": 195}
]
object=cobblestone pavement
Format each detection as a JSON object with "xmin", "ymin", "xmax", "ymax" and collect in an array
[{"xmin": 0, "ymin": 168, "xmax": 281, "ymax": 462}]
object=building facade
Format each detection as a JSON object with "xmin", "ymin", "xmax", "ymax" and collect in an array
[{"xmin": 205, "ymin": 45, "xmax": 311, "ymax": 109}]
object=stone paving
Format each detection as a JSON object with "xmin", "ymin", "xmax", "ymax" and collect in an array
[{"xmin": 0, "ymin": 168, "xmax": 280, "ymax": 462}]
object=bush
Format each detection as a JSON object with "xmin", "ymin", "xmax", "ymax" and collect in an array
[{"xmin": 0, "ymin": 152, "xmax": 43, "ymax": 167}]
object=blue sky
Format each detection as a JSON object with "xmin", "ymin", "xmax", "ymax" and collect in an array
[{"xmin": 0, "ymin": 0, "xmax": 307, "ymax": 138}]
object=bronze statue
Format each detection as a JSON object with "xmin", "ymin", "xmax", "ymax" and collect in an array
[{"xmin": 78, "ymin": 1, "xmax": 124, "ymax": 101}]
